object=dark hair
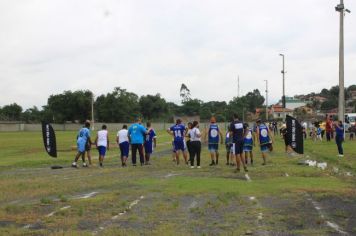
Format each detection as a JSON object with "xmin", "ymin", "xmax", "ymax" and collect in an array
[
  {"xmin": 123, "ymin": 124, "xmax": 127, "ymax": 129},
  {"xmin": 146, "ymin": 122, "xmax": 151, "ymax": 127},
  {"xmin": 192, "ymin": 120, "xmax": 199, "ymax": 128},
  {"xmin": 176, "ymin": 119, "xmax": 182, "ymax": 124},
  {"xmin": 188, "ymin": 122, "xmax": 192, "ymax": 128},
  {"xmin": 244, "ymin": 123, "xmax": 249, "ymax": 127},
  {"xmin": 102, "ymin": 124, "xmax": 107, "ymax": 129},
  {"xmin": 84, "ymin": 121, "xmax": 90, "ymax": 128},
  {"xmin": 233, "ymin": 113, "xmax": 239, "ymax": 119}
]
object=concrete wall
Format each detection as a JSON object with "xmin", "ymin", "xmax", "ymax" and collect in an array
[{"xmin": 0, "ymin": 122, "xmax": 231, "ymax": 132}]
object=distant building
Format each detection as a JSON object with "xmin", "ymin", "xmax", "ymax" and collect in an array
[
  {"xmin": 270, "ymin": 105, "xmax": 293, "ymax": 119},
  {"xmin": 279, "ymin": 96, "xmax": 307, "ymax": 110}
]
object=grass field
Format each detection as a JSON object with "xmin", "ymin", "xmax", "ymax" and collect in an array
[{"xmin": 0, "ymin": 129, "xmax": 355, "ymax": 236}]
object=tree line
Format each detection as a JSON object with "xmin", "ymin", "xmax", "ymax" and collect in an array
[{"xmin": 0, "ymin": 86, "xmax": 265, "ymax": 123}]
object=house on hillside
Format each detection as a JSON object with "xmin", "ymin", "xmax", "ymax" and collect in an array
[
  {"xmin": 270, "ymin": 105, "xmax": 293, "ymax": 119},
  {"xmin": 279, "ymin": 96, "xmax": 307, "ymax": 110}
]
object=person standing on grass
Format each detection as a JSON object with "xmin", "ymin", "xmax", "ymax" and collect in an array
[
  {"xmin": 256, "ymin": 119, "xmax": 273, "ymax": 165},
  {"xmin": 167, "ymin": 119, "xmax": 188, "ymax": 165},
  {"xmin": 189, "ymin": 121, "xmax": 202, "ymax": 168},
  {"xmin": 128, "ymin": 117, "xmax": 147, "ymax": 166},
  {"xmin": 72, "ymin": 120, "xmax": 91, "ymax": 168},
  {"xmin": 186, "ymin": 122, "xmax": 193, "ymax": 164},
  {"xmin": 116, "ymin": 125, "xmax": 129, "ymax": 167},
  {"xmin": 243, "ymin": 123, "xmax": 255, "ymax": 165},
  {"xmin": 326, "ymin": 115, "xmax": 334, "ymax": 141},
  {"xmin": 205, "ymin": 117, "xmax": 223, "ymax": 166},
  {"xmin": 95, "ymin": 124, "xmax": 109, "ymax": 167},
  {"xmin": 144, "ymin": 122, "xmax": 157, "ymax": 165},
  {"xmin": 334, "ymin": 120, "xmax": 344, "ymax": 157},
  {"xmin": 225, "ymin": 128, "xmax": 233, "ymax": 165},
  {"xmin": 229, "ymin": 114, "xmax": 248, "ymax": 173}
]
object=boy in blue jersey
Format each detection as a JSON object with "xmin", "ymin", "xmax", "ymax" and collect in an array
[
  {"xmin": 229, "ymin": 114, "xmax": 248, "ymax": 172},
  {"xmin": 256, "ymin": 119, "xmax": 274, "ymax": 165},
  {"xmin": 243, "ymin": 123, "xmax": 256, "ymax": 165},
  {"xmin": 167, "ymin": 119, "xmax": 188, "ymax": 165},
  {"xmin": 144, "ymin": 122, "xmax": 157, "ymax": 165},
  {"xmin": 72, "ymin": 120, "xmax": 92, "ymax": 168},
  {"xmin": 204, "ymin": 117, "xmax": 223, "ymax": 166},
  {"xmin": 128, "ymin": 117, "xmax": 147, "ymax": 166}
]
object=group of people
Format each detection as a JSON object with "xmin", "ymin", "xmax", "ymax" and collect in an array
[
  {"xmin": 71, "ymin": 114, "xmax": 274, "ymax": 172},
  {"xmin": 166, "ymin": 114, "xmax": 274, "ymax": 172},
  {"xmin": 71, "ymin": 118, "xmax": 156, "ymax": 168}
]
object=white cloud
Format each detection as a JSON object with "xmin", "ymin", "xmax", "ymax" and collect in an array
[{"xmin": 0, "ymin": 0, "xmax": 355, "ymax": 109}]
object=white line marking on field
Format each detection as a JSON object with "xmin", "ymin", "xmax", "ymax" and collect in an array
[
  {"xmin": 245, "ymin": 174, "xmax": 251, "ymax": 181},
  {"xmin": 46, "ymin": 205, "xmax": 71, "ymax": 217},
  {"xmin": 249, "ymin": 196, "xmax": 256, "ymax": 201},
  {"xmin": 285, "ymin": 173, "xmax": 289, "ymax": 177},
  {"xmin": 23, "ymin": 224, "xmax": 31, "ymax": 229},
  {"xmin": 326, "ymin": 221, "xmax": 348, "ymax": 235},
  {"xmin": 165, "ymin": 173, "xmax": 180, "ymax": 178},
  {"xmin": 94, "ymin": 196, "xmax": 145, "ymax": 235},
  {"xmin": 73, "ymin": 191, "xmax": 98, "ymax": 200},
  {"xmin": 307, "ymin": 196, "xmax": 348, "ymax": 235}
]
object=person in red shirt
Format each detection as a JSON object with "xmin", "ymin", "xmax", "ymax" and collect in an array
[{"xmin": 325, "ymin": 115, "xmax": 334, "ymax": 142}]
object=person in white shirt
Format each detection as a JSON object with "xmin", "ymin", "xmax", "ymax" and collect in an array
[
  {"xmin": 189, "ymin": 121, "xmax": 202, "ymax": 168},
  {"xmin": 116, "ymin": 125, "xmax": 129, "ymax": 167},
  {"xmin": 95, "ymin": 125, "xmax": 109, "ymax": 167}
]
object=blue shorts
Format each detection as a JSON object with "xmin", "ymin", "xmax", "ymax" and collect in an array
[
  {"xmin": 234, "ymin": 141, "xmax": 244, "ymax": 155},
  {"xmin": 119, "ymin": 141, "xmax": 129, "ymax": 157},
  {"xmin": 243, "ymin": 145, "xmax": 253, "ymax": 152},
  {"xmin": 98, "ymin": 146, "xmax": 107, "ymax": 156},
  {"xmin": 174, "ymin": 140, "xmax": 186, "ymax": 152},
  {"xmin": 260, "ymin": 144, "xmax": 270, "ymax": 153},
  {"xmin": 144, "ymin": 142, "xmax": 153, "ymax": 154},
  {"xmin": 208, "ymin": 143, "xmax": 219, "ymax": 152},
  {"xmin": 77, "ymin": 140, "xmax": 86, "ymax": 153}
]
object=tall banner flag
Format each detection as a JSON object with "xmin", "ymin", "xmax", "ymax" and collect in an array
[
  {"xmin": 41, "ymin": 122, "xmax": 57, "ymax": 158},
  {"xmin": 286, "ymin": 115, "xmax": 304, "ymax": 154}
]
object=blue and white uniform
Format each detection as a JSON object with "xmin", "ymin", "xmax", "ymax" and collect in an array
[
  {"xmin": 117, "ymin": 129, "xmax": 129, "ymax": 157},
  {"xmin": 144, "ymin": 129, "xmax": 157, "ymax": 154},
  {"xmin": 208, "ymin": 124, "xmax": 220, "ymax": 152},
  {"xmin": 170, "ymin": 124, "xmax": 186, "ymax": 151},
  {"xmin": 243, "ymin": 128, "xmax": 253, "ymax": 152},
  {"xmin": 258, "ymin": 124, "xmax": 270, "ymax": 152},
  {"xmin": 77, "ymin": 127, "xmax": 90, "ymax": 153}
]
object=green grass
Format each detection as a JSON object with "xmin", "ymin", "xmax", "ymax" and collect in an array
[{"xmin": 0, "ymin": 130, "xmax": 355, "ymax": 235}]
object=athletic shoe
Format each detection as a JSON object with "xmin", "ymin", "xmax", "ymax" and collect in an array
[
  {"xmin": 71, "ymin": 162, "xmax": 77, "ymax": 168},
  {"xmin": 209, "ymin": 162, "xmax": 215, "ymax": 166},
  {"xmin": 190, "ymin": 166, "xmax": 195, "ymax": 169},
  {"xmin": 83, "ymin": 163, "xmax": 88, "ymax": 167},
  {"xmin": 197, "ymin": 166, "xmax": 201, "ymax": 169},
  {"xmin": 100, "ymin": 163, "xmax": 103, "ymax": 167},
  {"xmin": 338, "ymin": 154, "xmax": 344, "ymax": 157}
]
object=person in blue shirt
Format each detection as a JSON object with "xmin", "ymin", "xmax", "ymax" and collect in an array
[
  {"xmin": 167, "ymin": 119, "xmax": 188, "ymax": 165},
  {"xmin": 334, "ymin": 120, "xmax": 344, "ymax": 157},
  {"xmin": 128, "ymin": 117, "xmax": 147, "ymax": 166},
  {"xmin": 243, "ymin": 123, "xmax": 256, "ymax": 165},
  {"xmin": 144, "ymin": 122, "xmax": 157, "ymax": 165},
  {"xmin": 204, "ymin": 117, "xmax": 223, "ymax": 166},
  {"xmin": 229, "ymin": 114, "xmax": 248, "ymax": 173},
  {"xmin": 256, "ymin": 119, "xmax": 273, "ymax": 165},
  {"xmin": 72, "ymin": 120, "xmax": 91, "ymax": 168}
]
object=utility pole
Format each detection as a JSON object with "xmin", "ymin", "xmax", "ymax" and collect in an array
[
  {"xmin": 335, "ymin": 0, "xmax": 351, "ymax": 122},
  {"xmin": 237, "ymin": 75, "xmax": 240, "ymax": 98},
  {"xmin": 264, "ymin": 80, "xmax": 268, "ymax": 121},
  {"xmin": 91, "ymin": 93, "xmax": 95, "ymax": 131},
  {"xmin": 279, "ymin": 53, "xmax": 286, "ymax": 122}
]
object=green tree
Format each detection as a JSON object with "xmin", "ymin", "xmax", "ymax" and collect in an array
[
  {"xmin": 0, "ymin": 103, "xmax": 23, "ymax": 121},
  {"xmin": 139, "ymin": 94, "xmax": 168, "ymax": 120},
  {"xmin": 180, "ymin": 83, "xmax": 191, "ymax": 103}
]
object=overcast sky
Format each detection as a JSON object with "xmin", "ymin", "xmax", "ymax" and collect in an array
[{"xmin": 0, "ymin": 0, "xmax": 355, "ymax": 109}]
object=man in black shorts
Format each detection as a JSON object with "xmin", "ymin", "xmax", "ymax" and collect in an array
[{"xmin": 229, "ymin": 113, "xmax": 248, "ymax": 172}]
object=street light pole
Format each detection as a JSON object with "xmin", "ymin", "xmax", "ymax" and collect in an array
[
  {"xmin": 335, "ymin": 0, "xmax": 350, "ymax": 122},
  {"xmin": 279, "ymin": 53, "xmax": 286, "ymax": 122},
  {"xmin": 264, "ymin": 80, "xmax": 268, "ymax": 121}
]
